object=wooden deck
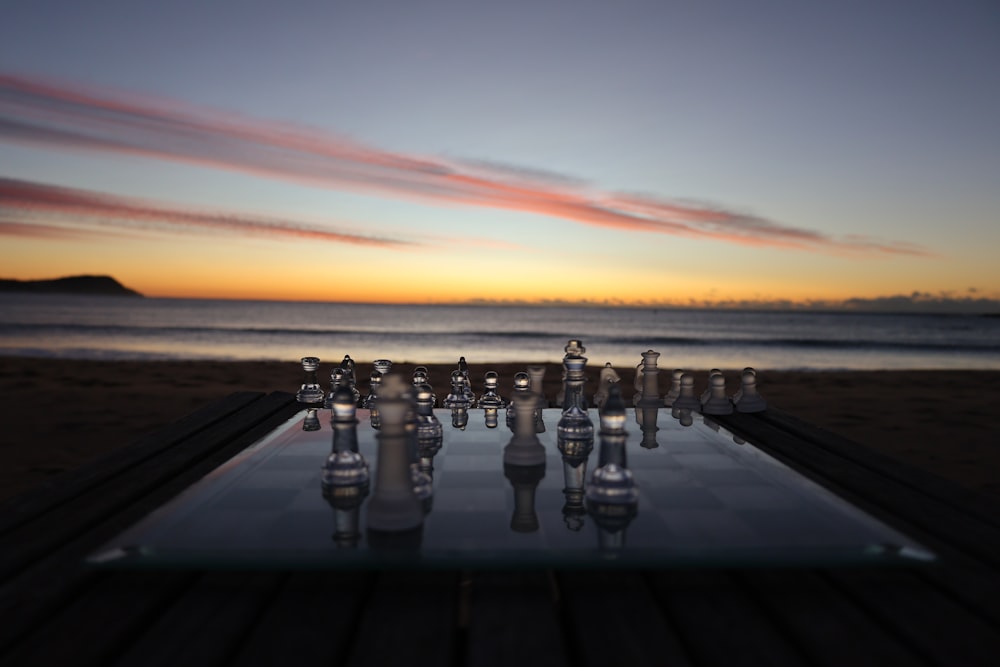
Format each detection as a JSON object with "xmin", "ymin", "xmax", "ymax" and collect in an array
[{"xmin": 2, "ymin": 391, "xmax": 999, "ymax": 666}]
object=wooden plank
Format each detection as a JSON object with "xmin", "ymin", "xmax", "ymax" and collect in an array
[
  {"xmin": 557, "ymin": 570, "xmax": 693, "ymax": 667},
  {"xmin": 228, "ymin": 571, "xmax": 376, "ymax": 667},
  {"xmin": 736, "ymin": 568, "xmax": 926, "ymax": 666},
  {"xmin": 0, "ymin": 393, "xmax": 300, "ymax": 653},
  {"xmin": 647, "ymin": 570, "xmax": 808, "ymax": 666},
  {"xmin": 0, "ymin": 571, "xmax": 196, "ymax": 667},
  {"xmin": 0, "ymin": 391, "xmax": 265, "ymax": 537},
  {"xmin": 464, "ymin": 571, "xmax": 568, "ymax": 667},
  {"xmin": 826, "ymin": 568, "xmax": 1000, "ymax": 667},
  {"xmin": 108, "ymin": 572, "xmax": 285, "ymax": 667},
  {"xmin": 0, "ymin": 392, "xmax": 299, "ymax": 582},
  {"xmin": 714, "ymin": 412, "xmax": 1000, "ymax": 569},
  {"xmin": 344, "ymin": 571, "xmax": 460, "ymax": 667},
  {"xmin": 758, "ymin": 408, "xmax": 1000, "ymax": 530}
]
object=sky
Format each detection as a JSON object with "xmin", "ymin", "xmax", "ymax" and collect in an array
[{"xmin": 1, "ymin": 0, "xmax": 999, "ymax": 308}]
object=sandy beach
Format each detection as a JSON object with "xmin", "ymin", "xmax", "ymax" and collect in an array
[{"xmin": 1, "ymin": 356, "xmax": 998, "ymax": 503}]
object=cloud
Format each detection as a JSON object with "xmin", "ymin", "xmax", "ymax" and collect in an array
[
  {"xmin": 0, "ymin": 178, "xmax": 415, "ymax": 247},
  {"xmin": 0, "ymin": 71, "xmax": 930, "ymax": 256}
]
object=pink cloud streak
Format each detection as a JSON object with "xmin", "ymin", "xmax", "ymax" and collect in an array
[
  {"xmin": 0, "ymin": 72, "xmax": 930, "ymax": 256},
  {"xmin": 0, "ymin": 178, "xmax": 414, "ymax": 247}
]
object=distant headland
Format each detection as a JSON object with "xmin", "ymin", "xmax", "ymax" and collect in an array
[{"xmin": 0, "ymin": 275, "xmax": 143, "ymax": 297}]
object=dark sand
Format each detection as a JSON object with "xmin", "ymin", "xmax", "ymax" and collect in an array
[{"xmin": 1, "ymin": 356, "xmax": 998, "ymax": 502}]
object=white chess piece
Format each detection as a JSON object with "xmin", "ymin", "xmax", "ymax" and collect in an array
[
  {"xmin": 701, "ymin": 373, "xmax": 733, "ymax": 415},
  {"xmin": 734, "ymin": 368, "xmax": 767, "ymax": 413}
]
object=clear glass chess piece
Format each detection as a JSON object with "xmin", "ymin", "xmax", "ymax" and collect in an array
[
  {"xmin": 414, "ymin": 383, "xmax": 443, "ymax": 441},
  {"xmin": 457, "ymin": 356, "xmax": 476, "ymax": 406},
  {"xmin": 363, "ymin": 370, "xmax": 382, "ymax": 409},
  {"xmin": 365, "ymin": 375, "xmax": 425, "ymax": 533},
  {"xmin": 323, "ymin": 367, "xmax": 346, "ymax": 409},
  {"xmin": 506, "ymin": 372, "xmax": 532, "ymax": 429},
  {"xmin": 302, "ymin": 407, "xmax": 321, "ymax": 431},
  {"xmin": 372, "ymin": 359, "xmax": 393, "ymax": 376},
  {"xmin": 586, "ymin": 387, "xmax": 638, "ymax": 515},
  {"xmin": 339, "ymin": 355, "xmax": 362, "ymax": 406},
  {"xmin": 557, "ymin": 353, "xmax": 594, "ymax": 445},
  {"xmin": 296, "ymin": 356, "xmax": 325, "ymax": 404},
  {"xmin": 443, "ymin": 370, "xmax": 471, "ymax": 409},
  {"xmin": 478, "ymin": 371, "xmax": 506, "ymax": 409}
]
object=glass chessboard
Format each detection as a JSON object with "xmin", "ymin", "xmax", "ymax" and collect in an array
[{"xmin": 89, "ymin": 408, "xmax": 934, "ymax": 569}]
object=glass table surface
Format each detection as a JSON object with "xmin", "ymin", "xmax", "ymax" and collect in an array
[{"xmin": 89, "ymin": 408, "xmax": 934, "ymax": 569}]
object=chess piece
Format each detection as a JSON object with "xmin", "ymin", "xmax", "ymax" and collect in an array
[
  {"xmin": 450, "ymin": 406, "xmax": 470, "ymax": 430},
  {"xmin": 302, "ymin": 407, "xmax": 321, "ymax": 431},
  {"xmin": 557, "ymin": 349, "xmax": 594, "ymax": 446},
  {"xmin": 593, "ymin": 362, "xmax": 620, "ymax": 410},
  {"xmin": 503, "ymin": 384, "xmax": 547, "ymax": 467},
  {"xmin": 444, "ymin": 370, "xmax": 472, "ymax": 409},
  {"xmin": 663, "ymin": 369, "xmax": 684, "ymax": 407},
  {"xmin": 414, "ymin": 383, "xmax": 443, "ymax": 441},
  {"xmin": 412, "ymin": 366, "xmax": 436, "ymax": 407},
  {"xmin": 527, "ymin": 365, "xmax": 548, "ymax": 408},
  {"xmin": 478, "ymin": 371, "xmax": 506, "ymax": 409},
  {"xmin": 586, "ymin": 385, "xmax": 638, "ymax": 547},
  {"xmin": 363, "ymin": 370, "xmax": 382, "ymax": 409},
  {"xmin": 734, "ymin": 368, "xmax": 767, "ymax": 413},
  {"xmin": 457, "ymin": 356, "xmax": 476, "ymax": 406},
  {"xmin": 373, "ymin": 359, "xmax": 393, "ymax": 376},
  {"xmin": 700, "ymin": 369, "xmax": 722, "ymax": 405},
  {"xmin": 702, "ymin": 373, "xmax": 734, "ymax": 415},
  {"xmin": 322, "ymin": 386, "xmax": 369, "ymax": 548},
  {"xmin": 636, "ymin": 350, "xmax": 662, "ymax": 408},
  {"xmin": 340, "ymin": 355, "xmax": 362, "ymax": 406},
  {"xmin": 731, "ymin": 367, "xmax": 754, "ymax": 404},
  {"xmin": 366, "ymin": 375, "xmax": 424, "ymax": 533},
  {"xmin": 323, "ymin": 367, "xmax": 346, "ymax": 409},
  {"xmin": 483, "ymin": 407, "xmax": 500, "ymax": 429},
  {"xmin": 295, "ymin": 356, "xmax": 324, "ymax": 404},
  {"xmin": 637, "ymin": 404, "xmax": 659, "ymax": 449},
  {"xmin": 506, "ymin": 372, "xmax": 532, "ymax": 430},
  {"xmin": 671, "ymin": 373, "xmax": 701, "ymax": 411}
]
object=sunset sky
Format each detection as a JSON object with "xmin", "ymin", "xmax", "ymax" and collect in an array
[{"xmin": 2, "ymin": 1, "xmax": 998, "ymax": 307}]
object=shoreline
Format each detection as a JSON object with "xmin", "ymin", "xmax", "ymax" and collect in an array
[{"xmin": 1, "ymin": 356, "xmax": 998, "ymax": 502}]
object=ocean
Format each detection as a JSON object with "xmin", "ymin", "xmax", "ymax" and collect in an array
[{"xmin": 1, "ymin": 293, "xmax": 998, "ymax": 371}]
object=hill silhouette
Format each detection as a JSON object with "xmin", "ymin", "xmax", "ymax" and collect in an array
[{"xmin": 0, "ymin": 275, "xmax": 143, "ymax": 297}]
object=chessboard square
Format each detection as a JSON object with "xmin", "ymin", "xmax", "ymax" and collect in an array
[
  {"xmin": 737, "ymin": 509, "xmax": 875, "ymax": 545},
  {"xmin": 169, "ymin": 509, "xmax": 283, "ymax": 549},
  {"xmin": 241, "ymin": 468, "xmax": 322, "ymax": 490},
  {"xmin": 631, "ymin": 467, "xmax": 698, "ymax": 488},
  {"xmin": 627, "ymin": 453, "xmax": 683, "ymax": 469},
  {"xmin": 657, "ymin": 509, "xmax": 758, "ymax": 546},
  {"xmin": 642, "ymin": 485, "xmax": 725, "ymax": 510},
  {"xmin": 657, "ymin": 436, "xmax": 715, "ymax": 453},
  {"xmin": 258, "ymin": 447, "xmax": 331, "ymax": 467},
  {"xmin": 424, "ymin": 511, "xmax": 508, "ymax": 543},
  {"xmin": 670, "ymin": 453, "xmax": 743, "ymax": 470},
  {"xmin": 441, "ymin": 454, "xmax": 501, "ymax": 471},
  {"xmin": 446, "ymin": 438, "xmax": 504, "ymax": 454},
  {"xmin": 433, "ymin": 487, "xmax": 507, "ymax": 512},
  {"xmin": 691, "ymin": 468, "xmax": 766, "ymax": 486},
  {"xmin": 261, "ymin": 510, "xmax": 336, "ymax": 549},
  {"xmin": 211, "ymin": 487, "xmax": 302, "ymax": 511},
  {"xmin": 435, "ymin": 469, "xmax": 506, "ymax": 488},
  {"xmin": 709, "ymin": 486, "xmax": 789, "ymax": 510}
]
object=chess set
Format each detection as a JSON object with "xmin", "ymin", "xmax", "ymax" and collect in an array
[{"xmin": 89, "ymin": 341, "xmax": 933, "ymax": 569}]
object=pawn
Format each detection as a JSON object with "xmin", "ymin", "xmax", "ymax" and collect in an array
[
  {"xmin": 701, "ymin": 373, "xmax": 734, "ymax": 415},
  {"xmin": 414, "ymin": 383, "xmax": 443, "ymax": 441},
  {"xmin": 295, "ymin": 356, "xmax": 325, "ymax": 404},
  {"xmin": 671, "ymin": 373, "xmax": 701, "ymax": 411},
  {"xmin": 731, "ymin": 366, "xmax": 755, "ymax": 404},
  {"xmin": 663, "ymin": 369, "xmax": 684, "ymax": 407},
  {"xmin": 478, "ymin": 370, "xmax": 507, "ymax": 409},
  {"xmin": 700, "ymin": 369, "xmax": 722, "ymax": 405},
  {"xmin": 411, "ymin": 367, "xmax": 436, "ymax": 407},
  {"xmin": 734, "ymin": 368, "xmax": 767, "ymax": 413}
]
